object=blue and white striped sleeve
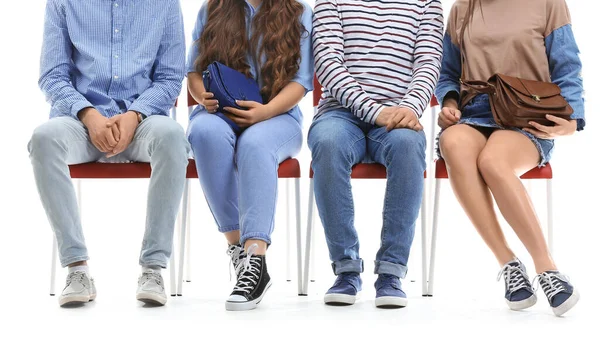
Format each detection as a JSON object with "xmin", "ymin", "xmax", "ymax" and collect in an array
[
  {"xmin": 38, "ymin": 0, "xmax": 93, "ymax": 119},
  {"xmin": 129, "ymin": 0, "xmax": 185, "ymax": 117}
]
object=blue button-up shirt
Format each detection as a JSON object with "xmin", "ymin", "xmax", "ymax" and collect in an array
[
  {"xmin": 39, "ymin": 0, "xmax": 185, "ymax": 119},
  {"xmin": 186, "ymin": 0, "xmax": 314, "ymax": 123}
]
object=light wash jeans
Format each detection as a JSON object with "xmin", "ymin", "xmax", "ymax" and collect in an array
[
  {"xmin": 187, "ymin": 111, "xmax": 302, "ymax": 245},
  {"xmin": 28, "ymin": 116, "xmax": 190, "ymax": 268},
  {"xmin": 308, "ymin": 109, "xmax": 426, "ymax": 278}
]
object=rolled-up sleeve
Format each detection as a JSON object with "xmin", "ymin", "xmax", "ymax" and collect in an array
[
  {"xmin": 186, "ymin": 3, "xmax": 209, "ymax": 75},
  {"xmin": 291, "ymin": 4, "xmax": 314, "ymax": 95}
]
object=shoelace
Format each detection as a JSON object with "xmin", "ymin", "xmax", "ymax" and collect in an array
[
  {"xmin": 532, "ymin": 272, "xmax": 567, "ymax": 301},
  {"xmin": 497, "ymin": 263, "xmax": 530, "ymax": 294},
  {"xmin": 232, "ymin": 244, "xmax": 261, "ymax": 294},
  {"xmin": 65, "ymin": 271, "xmax": 88, "ymax": 287},
  {"xmin": 226, "ymin": 244, "xmax": 244, "ymax": 280},
  {"xmin": 140, "ymin": 271, "xmax": 163, "ymax": 286}
]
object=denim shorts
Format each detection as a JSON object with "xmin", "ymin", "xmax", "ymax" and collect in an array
[{"xmin": 437, "ymin": 94, "xmax": 554, "ymax": 166}]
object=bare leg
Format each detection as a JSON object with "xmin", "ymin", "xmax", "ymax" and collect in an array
[
  {"xmin": 245, "ymin": 239, "xmax": 267, "ymax": 255},
  {"xmin": 477, "ymin": 130, "xmax": 556, "ymax": 273},
  {"xmin": 440, "ymin": 125, "xmax": 515, "ymax": 265},
  {"xmin": 68, "ymin": 261, "xmax": 87, "ymax": 267},
  {"xmin": 225, "ymin": 230, "xmax": 241, "ymax": 245}
]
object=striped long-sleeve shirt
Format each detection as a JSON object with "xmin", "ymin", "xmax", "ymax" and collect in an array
[{"xmin": 313, "ymin": 0, "xmax": 444, "ymax": 124}]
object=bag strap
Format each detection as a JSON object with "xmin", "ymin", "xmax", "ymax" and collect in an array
[{"xmin": 458, "ymin": 1, "xmax": 494, "ymax": 107}]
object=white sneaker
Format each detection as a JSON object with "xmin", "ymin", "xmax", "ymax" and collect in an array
[
  {"xmin": 136, "ymin": 270, "xmax": 167, "ymax": 306},
  {"xmin": 59, "ymin": 271, "xmax": 97, "ymax": 307}
]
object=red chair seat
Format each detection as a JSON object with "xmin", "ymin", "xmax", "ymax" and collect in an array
[
  {"xmin": 434, "ymin": 159, "xmax": 552, "ymax": 179},
  {"xmin": 309, "ymin": 162, "xmax": 426, "ymax": 179},
  {"xmin": 71, "ymin": 158, "xmax": 300, "ymax": 179}
]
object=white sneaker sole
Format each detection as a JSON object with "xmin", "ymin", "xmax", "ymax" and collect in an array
[
  {"xmin": 59, "ymin": 292, "xmax": 96, "ymax": 307},
  {"xmin": 375, "ymin": 296, "xmax": 408, "ymax": 308},
  {"xmin": 136, "ymin": 291, "xmax": 167, "ymax": 306},
  {"xmin": 506, "ymin": 294, "xmax": 537, "ymax": 311},
  {"xmin": 225, "ymin": 280, "xmax": 272, "ymax": 311},
  {"xmin": 552, "ymin": 289, "xmax": 580, "ymax": 317},
  {"xmin": 324, "ymin": 292, "xmax": 360, "ymax": 306}
]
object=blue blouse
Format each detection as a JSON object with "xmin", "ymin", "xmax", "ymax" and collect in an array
[{"xmin": 186, "ymin": 0, "xmax": 314, "ymax": 123}]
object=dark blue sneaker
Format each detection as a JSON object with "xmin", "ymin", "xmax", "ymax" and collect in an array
[
  {"xmin": 534, "ymin": 271, "xmax": 580, "ymax": 316},
  {"xmin": 324, "ymin": 273, "xmax": 362, "ymax": 305},
  {"xmin": 375, "ymin": 274, "xmax": 407, "ymax": 308},
  {"xmin": 497, "ymin": 259, "xmax": 537, "ymax": 310}
]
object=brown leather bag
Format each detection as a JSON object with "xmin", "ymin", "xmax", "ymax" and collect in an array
[{"xmin": 458, "ymin": 4, "xmax": 573, "ymax": 128}]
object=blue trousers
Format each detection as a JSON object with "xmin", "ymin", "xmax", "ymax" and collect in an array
[
  {"xmin": 187, "ymin": 111, "xmax": 302, "ymax": 245},
  {"xmin": 308, "ymin": 109, "xmax": 426, "ymax": 278}
]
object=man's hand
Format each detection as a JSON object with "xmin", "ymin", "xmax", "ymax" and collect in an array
[
  {"xmin": 199, "ymin": 92, "xmax": 219, "ymax": 113},
  {"xmin": 523, "ymin": 115, "xmax": 577, "ymax": 139},
  {"xmin": 386, "ymin": 107, "xmax": 423, "ymax": 131},
  {"xmin": 79, "ymin": 108, "xmax": 119, "ymax": 153},
  {"xmin": 223, "ymin": 100, "xmax": 274, "ymax": 128},
  {"xmin": 105, "ymin": 111, "xmax": 140, "ymax": 157}
]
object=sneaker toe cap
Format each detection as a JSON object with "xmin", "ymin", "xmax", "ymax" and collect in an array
[{"xmin": 227, "ymin": 294, "xmax": 248, "ymax": 303}]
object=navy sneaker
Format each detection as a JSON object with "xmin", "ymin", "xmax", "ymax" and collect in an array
[
  {"xmin": 324, "ymin": 273, "xmax": 362, "ymax": 305},
  {"xmin": 375, "ymin": 274, "xmax": 407, "ymax": 308},
  {"xmin": 534, "ymin": 271, "xmax": 580, "ymax": 317},
  {"xmin": 497, "ymin": 258, "xmax": 537, "ymax": 310}
]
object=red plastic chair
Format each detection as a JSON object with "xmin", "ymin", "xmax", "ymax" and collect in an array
[
  {"xmin": 49, "ymin": 105, "xmax": 183, "ymax": 297},
  {"xmin": 427, "ymin": 139, "xmax": 555, "ymax": 296},
  {"xmin": 176, "ymin": 91, "xmax": 304, "ymax": 296},
  {"xmin": 302, "ymin": 78, "xmax": 430, "ymax": 296}
]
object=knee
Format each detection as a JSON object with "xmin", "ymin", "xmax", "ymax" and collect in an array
[
  {"xmin": 383, "ymin": 129, "xmax": 425, "ymax": 162},
  {"xmin": 438, "ymin": 127, "xmax": 468, "ymax": 161},
  {"xmin": 187, "ymin": 114, "xmax": 232, "ymax": 150},
  {"xmin": 28, "ymin": 121, "xmax": 65, "ymax": 159},
  {"xmin": 477, "ymin": 150, "xmax": 510, "ymax": 180},
  {"xmin": 236, "ymin": 133, "xmax": 275, "ymax": 166},
  {"xmin": 152, "ymin": 120, "xmax": 189, "ymax": 159},
  {"xmin": 308, "ymin": 128, "xmax": 355, "ymax": 165}
]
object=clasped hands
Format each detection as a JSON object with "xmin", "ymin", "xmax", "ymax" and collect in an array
[{"xmin": 79, "ymin": 108, "xmax": 139, "ymax": 157}]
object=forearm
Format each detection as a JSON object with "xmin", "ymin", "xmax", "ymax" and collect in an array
[
  {"xmin": 264, "ymin": 82, "xmax": 305, "ymax": 119},
  {"xmin": 187, "ymin": 72, "xmax": 206, "ymax": 105}
]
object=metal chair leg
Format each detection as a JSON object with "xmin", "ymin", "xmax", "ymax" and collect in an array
[
  {"xmin": 184, "ymin": 193, "xmax": 192, "ymax": 282},
  {"xmin": 50, "ymin": 235, "xmax": 58, "ymax": 296},
  {"xmin": 286, "ymin": 179, "xmax": 292, "ymax": 282},
  {"xmin": 177, "ymin": 180, "xmax": 190, "ymax": 296},
  {"xmin": 294, "ymin": 178, "xmax": 303, "ymax": 295},
  {"xmin": 302, "ymin": 179, "xmax": 316, "ymax": 295},
  {"xmin": 427, "ymin": 178, "xmax": 441, "ymax": 296},
  {"xmin": 547, "ymin": 179, "xmax": 554, "ymax": 255},
  {"xmin": 421, "ymin": 181, "xmax": 428, "ymax": 297},
  {"xmin": 169, "ymin": 248, "xmax": 176, "ymax": 296}
]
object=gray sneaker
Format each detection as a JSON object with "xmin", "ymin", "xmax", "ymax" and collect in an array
[
  {"xmin": 136, "ymin": 270, "xmax": 167, "ymax": 306},
  {"xmin": 59, "ymin": 271, "xmax": 97, "ymax": 307}
]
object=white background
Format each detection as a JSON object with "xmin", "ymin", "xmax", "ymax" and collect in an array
[{"xmin": 0, "ymin": 0, "xmax": 599, "ymax": 351}]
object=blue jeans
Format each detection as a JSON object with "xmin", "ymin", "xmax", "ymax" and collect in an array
[
  {"xmin": 28, "ymin": 116, "xmax": 190, "ymax": 268},
  {"xmin": 187, "ymin": 111, "xmax": 302, "ymax": 245},
  {"xmin": 308, "ymin": 109, "xmax": 426, "ymax": 278}
]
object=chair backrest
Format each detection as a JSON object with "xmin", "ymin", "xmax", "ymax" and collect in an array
[
  {"xmin": 313, "ymin": 76, "xmax": 322, "ymax": 109},
  {"xmin": 187, "ymin": 88, "xmax": 198, "ymax": 108}
]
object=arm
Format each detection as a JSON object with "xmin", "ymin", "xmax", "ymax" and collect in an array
[
  {"xmin": 312, "ymin": 0, "xmax": 384, "ymax": 125},
  {"xmin": 545, "ymin": 24, "xmax": 585, "ymax": 131},
  {"xmin": 38, "ymin": 0, "xmax": 93, "ymax": 118},
  {"xmin": 128, "ymin": 0, "xmax": 185, "ymax": 117},
  {"xmin": 400, "ymin": 0, "xmax": 444, "ymax": 119},
  {"xmin": 434, "ymin": 32, "xmax": 462, "ymax": 109}
]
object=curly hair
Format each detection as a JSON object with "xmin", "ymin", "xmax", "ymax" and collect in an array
[{"xmin": 195, "ymin": 0, "xmax": 305, "ymax": 102}]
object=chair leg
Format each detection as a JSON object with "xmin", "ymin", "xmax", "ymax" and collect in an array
[
  {"xmin": 184, "ymin": 192, "xmax": 192, "ymax": 283},
  {"xmin": 302, "ymin": 179, "xmax": 316, "ymax": 295},
  {"xmin": 547, "ymin": 179, "xmax": 554, "ymax": 255},
  {"xmin": 427, "ymin": 178, "xmax": 441, "ymax": 296},
  {"xmin": 421, "ymin": 181, "xmax": 428, "ymax": 297},
  {"xmin": 286, "ymin": 179, "xmax": 292, "ymax": 282},
  {"xmin": 177, "ymin": 180, "xmax": 190, "ymax": 296},
  {"xmin": 50, "ymin": 235, "xmax": 58, "ymax": 296},
  {"xmin": 294, "ymin": 178, "xmax": 303, "ymax": 296},
  {"xmin": 309, "ymin": 203, "xmax": 317, "ymax": 283},
  {"xmin": 169, "ymin": 247, "xmax": 176, "ymax": 296}
]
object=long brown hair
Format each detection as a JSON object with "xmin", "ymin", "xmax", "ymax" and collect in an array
[{"xmin": 195, "ymin": 0, "xmax": 305, "ymax": 102}]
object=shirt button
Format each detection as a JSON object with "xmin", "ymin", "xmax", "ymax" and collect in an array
[
  {"xmin": 114, "ymin": 3, "xmax": 119, "ymax": 7},
  {"xmin": 114, "ymin": 29, "xmax": 119, "ymax": 33},
  {"xmin": 114, "ymin": 75, "xmax": 119, "ymax": 79},
  {"xmin": 114, "ymin": 55, "xmax": 119, "ymax": 59}
]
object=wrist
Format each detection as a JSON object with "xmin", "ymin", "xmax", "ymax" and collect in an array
[
  {"xmin": 128, "ymin": 110, "xmax": 143, "ymax": 124},
  {"xmin": 78, "ymin": 108, "xmax": 98, "ymax": 125}
]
